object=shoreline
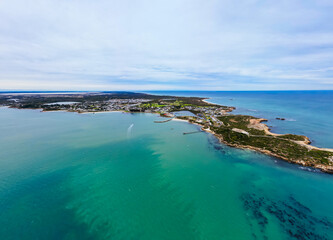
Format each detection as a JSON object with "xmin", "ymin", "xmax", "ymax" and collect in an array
[
  {"xmin": 202, "ymin": 99, "xmax": 213, "ymax": 105},
  {"xmin": 2, "ymin": 96, "xmax": 333, "ymax": 174},
  {"xmin": 201, "ymin": 98, "xmax": 333, "ymax": 149},
  {"xmin": 174, "ymin": 116, "xmax": 333, "ymax": 174},
  {"xmin": 171, "ymin": 97, "xmax": 333, "ymax": 173},
  {"xmin": 79, "ymin": 110, "xmax": 123, "ymax": 114}
]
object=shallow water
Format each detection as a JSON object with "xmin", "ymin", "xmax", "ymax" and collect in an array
[{"xmin": 0, "ymin": 107, "xmax": 332, "ymax": 240}]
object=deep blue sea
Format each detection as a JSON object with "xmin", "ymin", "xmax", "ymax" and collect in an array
[{"xmin": 144, "ymin": 91, "xmax": 333, "ymax": 148}]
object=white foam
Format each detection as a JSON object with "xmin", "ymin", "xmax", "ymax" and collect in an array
[{"xmin": 127, "ymin": 124, "xmax": 134, "ymax": 138}]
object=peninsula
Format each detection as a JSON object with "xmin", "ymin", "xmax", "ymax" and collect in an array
[{"xmin": 1, "ymin": 91, "xmax": 332, "ymax": 173}]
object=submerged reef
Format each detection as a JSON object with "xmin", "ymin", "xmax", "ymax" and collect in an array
[{"xmin": 241, "ymin": 193, "xmax": 332, "ymax": 240}]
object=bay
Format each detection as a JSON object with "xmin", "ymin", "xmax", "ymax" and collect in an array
[{"xmin": 0, "ymin": 95, "xmax": 332, "ymax": 239}]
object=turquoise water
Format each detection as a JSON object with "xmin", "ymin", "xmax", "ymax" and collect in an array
[{"xmin": 0, "ymin": 106, "xmax": 333, "ymax": 240}]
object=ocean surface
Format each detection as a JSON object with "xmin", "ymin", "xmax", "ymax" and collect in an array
[{"xmin": 0, "ymin": 91, "xmax": 333, "ymax": 240}]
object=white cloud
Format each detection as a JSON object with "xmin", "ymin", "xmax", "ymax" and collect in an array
[{"xmin": 0, "ymin": 0, "xmax": 332, "ymax": 90}]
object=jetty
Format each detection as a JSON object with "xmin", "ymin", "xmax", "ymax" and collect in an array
[
  {"xmin": 154, "ymin": 117, "xmax": 174, "ymax": 123},
  {"xmin": 183, "ymin": 130, "xmax": 204, "ymax": 135}
]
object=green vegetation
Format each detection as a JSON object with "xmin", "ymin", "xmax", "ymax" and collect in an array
[
  {"xmin": 277, "ymin": 134, "xmax": 307, "ymax": 141},
  {"xmin": 140, "ymin": 103, "xmax": 166, "ymax": 108},
  {"xmin": 218, "ymin": 115, "xmax": 265, "ymax": 135},
  {"xmin": 213, "ymin": 115, "xmax": 333, "ymax": 167}
]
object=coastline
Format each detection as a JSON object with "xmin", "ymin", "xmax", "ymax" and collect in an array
[
  {"xmin": 2, "ymin": 95, "xmax": 333, "ymax": 174},
  {"xmin": 79, "ymin": 110, "xmax": 122, "ymax": 114},
  {"xmin": 172, "ymin": 98, "xmax": 333, "ymax": 174},
  {"xmin": 202, "ymin": 99, "xmax": 213, "ymax": 105},
  {"xmin": 174, "ymin": 115, "xmax": 333, "ymax": 174}
]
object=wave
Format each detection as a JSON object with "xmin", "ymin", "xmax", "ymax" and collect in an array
[
  {"xmin": 298, "ymin": 166, "xmax": 320, "ymax": 173},
  {"xmin": 285, "ymin": 118, "xmax": 297, "ymax": 122}
]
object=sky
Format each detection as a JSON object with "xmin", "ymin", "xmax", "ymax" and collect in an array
[{"xmin": 0, "ymin": 0, "xmax": 333, "ymax": 91}]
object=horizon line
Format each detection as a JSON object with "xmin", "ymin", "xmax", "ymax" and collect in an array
[{"xmin": 0, "ymin": 89, "xmax": 333, "ymax": 93}]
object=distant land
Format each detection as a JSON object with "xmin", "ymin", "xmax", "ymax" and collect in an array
[{"xmin": 1, "ymin": 91, "xmax": 332, "ymax": 173}]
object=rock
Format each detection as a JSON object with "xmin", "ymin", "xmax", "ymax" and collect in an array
[{"xmin": 276, "ymin": 117, "xmax": 285, "ymax": 120}]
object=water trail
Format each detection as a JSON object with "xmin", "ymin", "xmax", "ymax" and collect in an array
[{"xmin": 127, "ymin": 123, "xmax": 134, "ymax": 138}]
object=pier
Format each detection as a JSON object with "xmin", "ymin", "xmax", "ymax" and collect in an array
[
  {"xmin": 154, "ymin": 117, "xmax": 174, "ymax": 123},
  {"xmin": 183, "ymin": 130, "xmax": 204, "ymax": 135}
]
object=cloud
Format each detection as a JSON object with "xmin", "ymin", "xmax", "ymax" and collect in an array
[{"xmin": 0, "ymin": 0, "xmax": 332, "ymax": 90}]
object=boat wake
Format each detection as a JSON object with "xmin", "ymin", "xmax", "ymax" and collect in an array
[{"xmin": 127, "ymin": 123, "xmax": 134, "ymax": 138}]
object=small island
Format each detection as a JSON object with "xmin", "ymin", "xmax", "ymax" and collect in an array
[{"xmin": 1, "ymin": 91, "xmax": 332, "ymax": 173}]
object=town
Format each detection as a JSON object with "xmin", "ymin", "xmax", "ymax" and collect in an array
[
  {"xmin": 0, "ymin": 92, "xmax": 234, "ymax": 128},
  {"xmin": 41, "ymin": 98, "xmax": 232, "ymax": 128}
]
